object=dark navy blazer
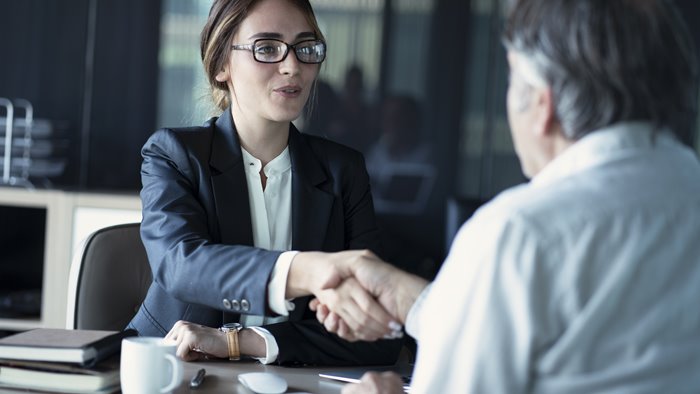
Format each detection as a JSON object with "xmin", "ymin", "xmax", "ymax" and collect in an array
[{"xmin": 127, "ymin": 110, "xmax": 401, "ymax": 366}]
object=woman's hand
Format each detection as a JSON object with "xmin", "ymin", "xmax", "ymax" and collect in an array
[
  {"xmin": 165, "ymin": 321, "xmax": 267, "ymax": 361},
  {"xmin": 286, "ymin": 251, "xmax": 356, "ymax": 297},
  {"xmin": 165, "ymin": 320, "xmax": 228, "ymax": 361}
]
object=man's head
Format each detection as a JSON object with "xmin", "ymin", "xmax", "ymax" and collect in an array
[{"xmin": 502, "ymin": 0, "xmax": 698, "ymax": 176}]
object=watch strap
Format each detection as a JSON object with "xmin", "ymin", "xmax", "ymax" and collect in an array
[
  {"xmin": 220, "ymin": 323, "xmax": 242, "ymax": 361},
  {"xmin": 225, "ymin": 329, "xmax": 240, "ymax": 361}
]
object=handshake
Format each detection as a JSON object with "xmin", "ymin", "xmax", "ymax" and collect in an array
[{"xmin": 288, "ymin": 250, "xmax": 430, "ymax": 342}]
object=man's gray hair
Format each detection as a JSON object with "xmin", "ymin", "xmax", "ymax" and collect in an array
[{"xmin": 502, "ymin": 0, "xmax": 698, "ymax": 143}]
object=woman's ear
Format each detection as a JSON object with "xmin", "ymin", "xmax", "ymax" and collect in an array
[{"xmin": 215, "ymin": 67, "xmax": 229, "ymax": 83}]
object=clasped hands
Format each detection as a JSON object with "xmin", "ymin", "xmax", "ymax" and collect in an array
[{"xmin": 289, "ymin": 250, "xmax": 429, "ymax": 342}]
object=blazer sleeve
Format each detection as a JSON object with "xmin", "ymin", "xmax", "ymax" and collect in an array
[
  {"xmin": 265, "ymin": 148, "xmax": 402, "ymax": 366},
  {"xmin": 139, "ymin": 129, "xmax": 281, "ymax": 315}
]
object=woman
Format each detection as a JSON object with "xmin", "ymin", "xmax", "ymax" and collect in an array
[{"xmin": 126, "ymin": 0, "xmax": 402, "ymax": 366}]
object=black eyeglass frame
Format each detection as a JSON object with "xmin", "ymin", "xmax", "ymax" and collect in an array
[{"xmin": 231, "ymin": 38, "xmax": 327, "ymax": 64}]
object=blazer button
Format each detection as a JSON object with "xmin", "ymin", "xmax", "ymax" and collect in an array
[
  {"xmin": 231, "ymin": 299, "xmax": 241, "ymax": 311},
  {"xmin": 222, "ymin": 299, "xmax": 232, "ymax": 310},
  {"xmin": 241, "ymin": 299, "xmax": 250, "ymax": 312}
]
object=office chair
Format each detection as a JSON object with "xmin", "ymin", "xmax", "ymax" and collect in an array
[{"xmin": 66, "ymin": 223, "xmax": 152, "ymax": 330}]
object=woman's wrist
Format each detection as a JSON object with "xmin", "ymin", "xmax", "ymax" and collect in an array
[
  {"xmin": 286, "ymin": 252, "xmax": 331, "ymax": 298},
  {"xmin": 285, "ymin": 252, "xmax": 309, "ymax": 298},
  {"xmin": 238, "ymin": 328, "xmax": 266, "ymax": 358}
]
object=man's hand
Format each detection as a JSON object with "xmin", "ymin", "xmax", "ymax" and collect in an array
[
  {"xmin": 341, "ymin": 371, "xmax": 405, "ymax": 394},
  {"xmin": 286, "ymin": 250, "xmax": 401, "ymax": 339},
  {"xmin": 310, "ymin": 276, "xmax": 404, "ymax": 341},
  {"xmin": 307, "ymin": 250, "xmax": 429, "ymax": 341}
]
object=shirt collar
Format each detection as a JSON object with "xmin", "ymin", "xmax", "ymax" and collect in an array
[
  {"xmin": 532, "ymin": 122, "xmax": 676, "ymax": 186},
  {"xmin": 240, "ymin": 146, "xmax": 292, "ymax": 177}
]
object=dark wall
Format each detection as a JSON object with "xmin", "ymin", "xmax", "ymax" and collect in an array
[
  {"xmin": 0, "ymin": 0, "xmax": 161, "ymax": 191},
  {"xmin": 86, "ymin": 1, "xmax": 161, "ymax": 190},
  {"xmin": 377, "ymin": 0, "xmax": 472, "ymax": 278},
  {"xmin": 0, "ymin": 1, "xmax": 90, "ymax": 187}
]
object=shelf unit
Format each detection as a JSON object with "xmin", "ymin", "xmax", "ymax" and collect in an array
[{"xmin": 0, "ymin": 187, "xmax": 141, "ymax": 331}]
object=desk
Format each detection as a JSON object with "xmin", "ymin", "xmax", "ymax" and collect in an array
[
  {"xmin": 0, "ymin": 335, "xmax": 410, "ymax": 394},
  {"xmin": 176, "ymin": 359, "xmax": 412, "ymax": 394},
  {"xmin": 176, "ymin": 360, "xmax": 347, "ymax": 393},
  {"xmin": 0, "ymin": 358, "xmax": 411, "ymax": 394}
]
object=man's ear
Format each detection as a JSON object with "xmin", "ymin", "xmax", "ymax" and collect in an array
[{"xmin": 531, "ymin": 87, "xmax": 557, "ymax": 137}]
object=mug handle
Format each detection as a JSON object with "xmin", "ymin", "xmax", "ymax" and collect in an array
[{"xmin": 160, "ymin": 353, "xmax": 183, "ymax": 393}]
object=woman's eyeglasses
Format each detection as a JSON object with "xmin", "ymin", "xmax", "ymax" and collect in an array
[{"xmin": 232, "ymin": 39, "xmax": 326, "ymax": 64}]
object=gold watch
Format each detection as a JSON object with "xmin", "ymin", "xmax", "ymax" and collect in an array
[{"xmin": 219, "ymin": 322, "xmax": 243, "ymax": 360}]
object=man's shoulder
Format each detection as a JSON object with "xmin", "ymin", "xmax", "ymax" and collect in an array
[
  {"xmin": 472, "ymin": 178, "xmax": 594, "ymax": 237},
  {"xmin": 480, "ymin": 182, "xmax": 552, "ymax": 220}
]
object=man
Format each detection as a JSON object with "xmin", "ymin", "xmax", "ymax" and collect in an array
[{"xmin": 312, "ymin": 0, "xmax": 700, "ymax": 392}]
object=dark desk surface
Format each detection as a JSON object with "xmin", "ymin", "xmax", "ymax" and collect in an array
[
  {"xmin": 177, "ymin": 359, "xmax": 346, "ymax": 393},
  {"xmin": 176, "ymin": 358, "xmax": 413, "ymax": 394}
]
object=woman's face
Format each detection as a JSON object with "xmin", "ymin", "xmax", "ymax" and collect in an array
[{"xmin": 216, "ymin": 0, "xmax": 320, "ymax": 125}]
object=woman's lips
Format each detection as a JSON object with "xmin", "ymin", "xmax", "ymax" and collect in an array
[{"xmin": 274, "ymin": 85, "xmax": 302, "ymax": 98}]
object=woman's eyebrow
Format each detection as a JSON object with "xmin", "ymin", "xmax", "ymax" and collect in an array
[{"xmin": 248, "ymin": 31, "xmax": 317, "ymax": 40}]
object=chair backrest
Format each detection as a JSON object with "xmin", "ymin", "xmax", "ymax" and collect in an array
[{"xmin": 66, "ymin": 223, "xmax": 152, "ymax": 330}]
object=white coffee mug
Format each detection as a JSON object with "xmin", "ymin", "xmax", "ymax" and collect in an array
[{"xmin": 120, "ymin": 337, "xmax": 183, "ymax": 394}]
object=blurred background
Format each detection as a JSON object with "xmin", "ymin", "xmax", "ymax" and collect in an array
[{"xmin": 1, "ymin": 0, "xmax": 699, "ymax": 281}]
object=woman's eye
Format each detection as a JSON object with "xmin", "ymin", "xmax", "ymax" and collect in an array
[
  {"xmin": 297, "ymin": 46, "xmax": 314, "ymax": 55},
  {"xmin": 255, "ymin": 45, "xmax": 277, "ymax": 55}
]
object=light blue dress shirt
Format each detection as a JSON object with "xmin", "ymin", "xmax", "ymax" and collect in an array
[{"xmin": 407, "ymin": 123, "xmax": 700, "ymax": 393}]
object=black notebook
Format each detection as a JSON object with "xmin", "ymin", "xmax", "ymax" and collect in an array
[{"xmin": 0, "ymin": 328, "xmax": 136, "ymax": 367}]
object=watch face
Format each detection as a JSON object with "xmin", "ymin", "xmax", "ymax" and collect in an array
[{"xmin": 220, "ymin": 322, "xmax": 242, "ymax": 332}]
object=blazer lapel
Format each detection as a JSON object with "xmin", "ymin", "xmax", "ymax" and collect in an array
[
  {"xmin": 209, "ymin": 110, "xmax": 254, "ymax": 246},
  {"xmin": 289, "ymin": 126, "xmax": 334, "ymax": 252}
]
